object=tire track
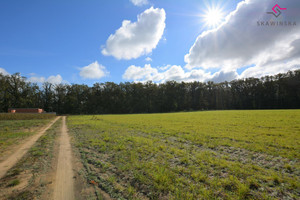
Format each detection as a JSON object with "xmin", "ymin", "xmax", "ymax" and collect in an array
[
  {"xmin": 0, "ymin": 116, "xmax": 60, "ymax": 179},
  {"xmin": 53, "ymin": 116, "xmax": 75, "ymax": 200}
]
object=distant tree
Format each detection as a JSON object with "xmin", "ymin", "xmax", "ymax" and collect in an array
[
  {"xmin": 53, "ymin": 84, "xmax": 68, "ymax": 114},
  {"xmin": 42, "ymin": 82, "xmax": 54, "ymax": 112},
  {"xmin": 0, "ymin": 69, "xmax": 299, "ymax": 114}
]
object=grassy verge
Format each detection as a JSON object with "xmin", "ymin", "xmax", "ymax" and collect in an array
[
  {"xmin": 68, "ymin": 110, "xmax": 300, "ymax": 200},
  {"xmin": 0, "ymin": 112, "xmax": 56, "ymax": 157},
  {"xmin": 0, "ymin": 117, "xmax": 62, "ymax": 200},
  {"xmin": 0, "ymin": 119, "xmax": 54, "ymax": 157}
]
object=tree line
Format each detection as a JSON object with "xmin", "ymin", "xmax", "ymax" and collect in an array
[{"xmin": 0, "ymin": 69, "xmax": 300, "ymax": 114}]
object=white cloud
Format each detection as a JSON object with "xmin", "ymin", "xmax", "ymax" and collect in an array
[
  {"xmin": 158, "ymin": 65, "xmax": 171, "ymax": 71},
  {"xmin": 145, "ymin": 57, "xmax": 152, "ymax": 62},
  {"xmin": 79, "ymin": 61, "xmax": 109, "ymax": 79},
  {"xmin": 163, "ymin": 65, "xmax": 186, "ymax": 81},
  {"xmin": 211, "ymin": 70, "xmax": 239, "ymax": 83},
  {"xmin": 0, "ymin": 68, "xmax": 64, "ymax": 84},
  {"xmin": 185, "ymin": 0, "xmax": 300, "ymax": 77},
  {"xmin": 28, "ymin": 76, "xmax": 45, "ymax": 83},
  {"xmin": 0, "ymin": 67, "xmax": 9, "ymax": 75},
  {"xmin": 123, "ymin": 64, "xmax": 238, "ymax": 83},
  {"xmin": 240, "ymin": 58, "xmax": 300, "ymax": 78},
  {"xmin": 28, "ymin": 74, "xmax": 64, "ymax": 84},
  {"xmin": 47, "ymin": 75, "xmax": 63, "ymax": 84},
  {"xmin": 123, "ymin": 64, "xmax": 162, "ymax": 81},
  {"xmin": 102, "ymin": 7, "xmax": 166, "ymax": 60},
  {"xmin": 130, "ymin": 0, "xmax": 148, "ymax": 6}
]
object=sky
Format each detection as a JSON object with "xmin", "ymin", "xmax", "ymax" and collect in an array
[{"xmin": 0, "ymin": 0, "xmax": 300, "ymax": 86}]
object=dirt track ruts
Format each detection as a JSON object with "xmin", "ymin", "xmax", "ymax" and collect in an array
[
  {"xmin": 53, "ymin": 116, "xmax": 75, "ymax": 200},
  {"xmin": 0, "ymin": 116, "xmax": 60, "ymax": 179}
]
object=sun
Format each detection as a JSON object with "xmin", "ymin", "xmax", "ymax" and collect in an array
[{"xmin": 203, "ymin": 7, "xmax": 225, "ymax": 28}]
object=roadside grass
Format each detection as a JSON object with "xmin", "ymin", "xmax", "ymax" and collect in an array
[
  {"xmin": 0, "ymin": 115, "xmax": 55, "ymax": 157},
  {"xmin": 0, "ymin": 118, "xmax": 62, "ymax": 200},
  {"xmin": 68, "ymin": 110, "xmax": 300, "ymax": 200},
  {"xmin": 7, "ymin": 179, "xmax": 20, "ymax": 187}
]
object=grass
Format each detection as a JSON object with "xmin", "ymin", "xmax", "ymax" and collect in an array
[
  {"xmin": 0, "ymin": 118, "xmax": 62, "ymax": 199},
  {"xmin": 68, "ymin": 110, "xmax": 300, "ymax": 200},
  {"xmin": 7, "ymin": 179, "xmax": 20, "ymax": 187},
  {"xmin": 0, "ymin": 118, "xmax": 54, "ymax": 156}
]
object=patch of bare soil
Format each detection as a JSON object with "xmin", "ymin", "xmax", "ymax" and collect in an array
[
  {"xmin": 0, "ymin": 116, "xmax": 98, "ymax": 200},
  {"xmin": 0, "ymin": 117, "xmax": 61, "ymax": 200},
  {"xmin": 0, "ymin": 117, "xmax": 60, "ymax": 179},
  {"xmin": 0, "ymin": 123, "xmax": 50, "ymax": 162},
  {"xmin": 53, "ymin": 116, "xmax": 75, "ymax": 200}
]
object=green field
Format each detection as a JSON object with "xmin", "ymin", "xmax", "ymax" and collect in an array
[
  {"xmin": 68, "ymin": 110, "xmax": 300, "ymax": 200},
  {"xmin": 0, "ymin": 114, "xmax": 56, "ymax": 157}
]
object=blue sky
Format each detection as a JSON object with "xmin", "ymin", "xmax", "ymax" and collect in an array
[{"xmin": 0, "ymin": 0, "xmax": 299, "ymax": 85}]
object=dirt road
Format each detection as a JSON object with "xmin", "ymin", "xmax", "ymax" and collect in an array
[
  {"xmin": 53, "ymin": 116, "xmax": 75, "ymax": 200},
  {"xmin": 0, "ymin": 117, "xmax": 60, "ymax": 179}
]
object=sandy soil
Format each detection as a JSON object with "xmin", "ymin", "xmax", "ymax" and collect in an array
[
  {"xmin": 0, "ymin": 117, "xmax": 60, "ymax": 179},
  {"xmin": 53, "ymin": 116, "xmax": 75, "ymax": 200}
]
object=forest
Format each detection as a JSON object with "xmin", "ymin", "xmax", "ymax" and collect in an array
[{"xmin": 0, "ymin": 69, "xmax": 300, "ymax": 114}]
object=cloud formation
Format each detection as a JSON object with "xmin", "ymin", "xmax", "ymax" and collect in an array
[
  {"xmin": 130, "ymin": 0, "xmax": 148, "ymax": 6},
  {"xmin": 28, "ymin": 74, "xmax": 64, "ymax": 84},
  {"xmin": 123, "ymin": 64, "xmax": 238, "ymax": 83},
  {"xmin": 240, "ymin": 58, "xmax": 300, "ymax": 78},
  {"xmin": 102, "ymin": 7, "xmax": 166, "ymax": 60},
  {"xmin": 0, "ymin": 67, "xmax": 9, "ymax": 75},
  {"xmin": 123, "ymin": 64, "xmax": 162, "ymax": 81},
  {"xmin": 46, "ymin": 75, "xmax": 63, "ymax": 84},
  {"xmin": 145, "ymin": 57, "xmax": 152, "ymax": 62},
  {"xmin": 79, "ymin": 61, "xmax": 109, "ymax": 79},
  {"xmin": 28, "ymin": 76, "xmax": 45, "ymax": 83},
  {"xmin": 184, "ymin": 0, "xmax": 300, "ymax": 76}
]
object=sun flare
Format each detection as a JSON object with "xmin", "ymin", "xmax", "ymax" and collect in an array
[{"xmin": 203, "ymin": 7, "xmax": 224, "ymax": 28}]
